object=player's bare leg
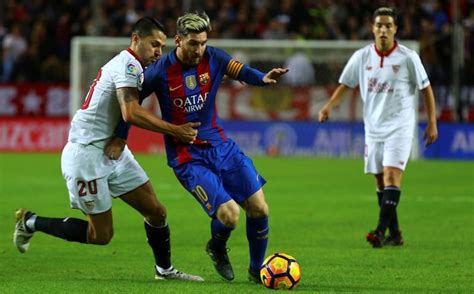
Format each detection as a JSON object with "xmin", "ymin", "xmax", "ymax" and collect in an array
[
  {"xmin": 242, "ymin": 189, "xmax": 269, "ymax": 283},
  {"xmin": 206, "ymin": 199, "xmax": 239, "ymax": 281},
  {"xmin": 86, "ymin": 210, "xmax": 114, "ymax": 244},
  {"xmin": 120, "ymin": 181, "xmax": 203, "ymax": 281}
]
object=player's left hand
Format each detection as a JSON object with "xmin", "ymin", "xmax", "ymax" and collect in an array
[
  {"xmin": 263, "ymin": 68, "xmax": 289, "ymax": 84},
  {"xmin": 105, "ymin": 136, "xmax": 126, "ymax": 160},
  {"xmin": 423, "ymin": 122, "xmax": 438, "ymax": 146}
]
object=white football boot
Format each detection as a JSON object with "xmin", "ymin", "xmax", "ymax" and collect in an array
[
  {"xmin": 155, "ymin": 266, "xmax": 204, "ymax": 282},
  {"xmin": 13, "ymin": 209, "xmax": 34, "ymax": 253}
]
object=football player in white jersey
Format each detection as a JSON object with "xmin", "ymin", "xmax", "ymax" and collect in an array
[
  {"xmin": 13, "ymin": 17, "xmax": 203, "ymax": 281},
  {"xmin": 318, "ymin": 7, "xmax": 438, "ymax": 248}
]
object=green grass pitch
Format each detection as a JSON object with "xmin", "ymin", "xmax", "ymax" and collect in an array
[{"xmin": 0, "ymin": 153, "xmax": 473, "ymax": 293}]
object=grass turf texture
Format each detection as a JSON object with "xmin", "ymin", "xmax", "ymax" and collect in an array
[{"xmin": 0, "ymin": 153, "xmax": 473, "ymax": 293}]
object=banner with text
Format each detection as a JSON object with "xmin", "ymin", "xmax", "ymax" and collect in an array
[
  {"xmin": 1, "ymin": 83, "xmax": 461, "ymax": 122},
  {"xmin": 1, "ymin": 119, "xmax": 473, "ymax": 160},
  {"xmin": 222, "ymin": 121, "xmax": 474, "ymax": 160}
]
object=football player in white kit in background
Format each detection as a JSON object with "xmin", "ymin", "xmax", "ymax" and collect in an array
[
  {"xmin": 13, "ymin": 17, "xmax": 203, "ymax": 281},
  {"xmin": 319, "ymin": 7, "xmax": 438, "ymax": 248}
]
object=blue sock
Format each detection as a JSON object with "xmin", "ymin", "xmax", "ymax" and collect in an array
[
  {"xmin": 246, "ymin": 216, "xmax": 269, "ymax": 272},
  {"xmin": 209, "ymin": 218, "xmax": 234, "ymax": 252}
]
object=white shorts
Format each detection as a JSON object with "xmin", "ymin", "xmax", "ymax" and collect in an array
[
  {"xmin": 61, "ymin": 142, "xmax": 149, "ymax": 214},
  {"xmin": 364, "ymin": 137, "xmax": 412, "ymax": 174}
]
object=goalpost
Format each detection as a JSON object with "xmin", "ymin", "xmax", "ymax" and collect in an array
[{"xmin": 70, "ymin": 38, "xmax": 420, "ymax": 158}]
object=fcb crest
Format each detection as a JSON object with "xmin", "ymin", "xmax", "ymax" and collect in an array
[
  {"xmin": 185, "ymin": 75, "xmax": 197, "ymax": 90},
  {"xmin": 199, "ymin": 72, "xmax": 210, "ymax": 85},
  {"xmin": 392, "ymin": 65, "xmax": 400, "ymax": 74}
]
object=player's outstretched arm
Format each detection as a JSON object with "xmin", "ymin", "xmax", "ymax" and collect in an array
[
  {"xmin": 420, "ymin": 85, "xmax": 438, "ymax": 146},
  {"xmin": 318, "ymin": 84, "xmax": 350, "ymax": 122},
  {"xmin": 117, "ymin": 87, "xmax": 200, "ymax": 142},
  {"xmin": 262, "ymin": 68, "xmax": 289, "ymax": 84},
  {"xmin": 227, "ymin": 59, "xmax": 287, "ymax": 86}
]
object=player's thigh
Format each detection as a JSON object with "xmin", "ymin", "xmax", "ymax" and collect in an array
[
  {"xmin": 173, "ymin": 162, "xmax": 232, "ymax": 217},
  {"xmin": 86, "ymin": 209, "xmax": 114, "ymax": 244},
  {"xmin": 364, "ymin": 141, "xmax": 384, "ymax": 174},
  {"xmin": 119, "ymin": 181, "xmax": 166, "ymax": 219},
  {"xmin": 61, "ymin": 142, "xmax": 114, "ymax": 215},
  {"xmin": 221, "ymin": 153, "xmax": 267, "ymax": 204}
]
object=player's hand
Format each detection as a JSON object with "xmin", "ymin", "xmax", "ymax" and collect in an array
[
  {"xmin": 423, "ymin": 122, "xmax": 438, "ymax": 146},
  {"xmin": 263, "ymin": 68, "xmax": 289, "ymax": 84},
  {"xmin": 175, "ymin": 122, "xmax": 201, "ymax": 144},
  {"xmin": 318, "ymin": 105, "xmax": 331, "ymax": 122},
  {"xmin": 105, "ymin": 136, "xmax": 126, "ymax": 160}
]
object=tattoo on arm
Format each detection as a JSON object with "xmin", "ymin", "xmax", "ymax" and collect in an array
[{"xmin": 116, "ymin": 87, "xmax": 139, "ymax": 105}]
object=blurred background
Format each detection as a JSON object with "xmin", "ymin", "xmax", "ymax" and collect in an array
[{"xmin": 0, "ymin": 0, "xmax": 473, "ymax": 160}]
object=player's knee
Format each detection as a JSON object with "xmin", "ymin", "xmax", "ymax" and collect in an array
[
  {"xmin": 247, "ymin": 201, "xmax": 269, "ymax": 218},
  {"xmin": 221, "ymin": 215, "xmax": 239, "ymax": 227},
  {"xmin": 223, "ymin": 211, "xmax": 240, "ymax": 227},
  {"xmin": 89, "ymin": 229, "xmax": 114, "ymax": 245},
  {"xmin": 145, "ymin": 204, "xmax": 168, "ymax": 227},
  {"xmin": 218, "ymin": 202, "xmax": 240, "ymax": 227},
  {"xmin": 384, "ymin": 173, "xmax": 400, "ymax": 187}
]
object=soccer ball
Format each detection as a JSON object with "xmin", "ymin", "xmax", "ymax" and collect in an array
[{"xmin": 260, "ymin": 253, "xmax": 301, "ymax": 290}]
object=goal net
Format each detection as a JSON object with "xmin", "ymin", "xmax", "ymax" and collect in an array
[{"xmin": 70, "ymin": 37, "xmax": 420, "ymax": 157}]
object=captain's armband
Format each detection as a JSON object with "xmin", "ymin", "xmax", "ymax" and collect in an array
[{"xmin": 226, "ymin": 60, "xmax": 244, "ymax": 80}]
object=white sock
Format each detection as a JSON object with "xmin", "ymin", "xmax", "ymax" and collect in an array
[
  {"xmin": 144, "ymin": 218, "xmax": 168, "ymax": 228},
  {"xmin": 156, "ymin": 265, "xmax": 174, "ymax": 274},
  {"xmin": 25, "ymin": 215, "xmax": 37, "ymax": 232}
]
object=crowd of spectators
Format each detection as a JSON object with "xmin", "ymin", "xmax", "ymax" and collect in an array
[{"xmin": 0, "ymin": 0, "xmax": 472, "ymax": 87}]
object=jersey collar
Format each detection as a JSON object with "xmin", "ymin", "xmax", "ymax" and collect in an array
[
  {"xmin": 126, "ymin": 48, "xmax": 144, "ymax": 68},
  {"xmin": 374, "ymin": 41, "xmax": 397, "ymax": 68},
  {"xmin": 374, "ymin": 40, "xmax": 398, "ymax": 57}
]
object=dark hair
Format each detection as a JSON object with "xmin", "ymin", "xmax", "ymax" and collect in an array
[
  {"xmin": 132, "ymin": 17, "xmax": 166, "ymax": 38},
  {"xmin": 372, "ymin": 7, "xmax": 398, "ymax": 25}
]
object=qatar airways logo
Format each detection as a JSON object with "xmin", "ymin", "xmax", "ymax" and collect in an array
[
  {"xmin": 173, "ymin": 92, "xmax": 209, "ymax": 113},
  {"xmin": 367, "ymin": 78, "xmax": 394, "ymax": 93}
]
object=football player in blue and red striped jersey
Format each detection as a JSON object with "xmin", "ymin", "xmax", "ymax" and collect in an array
[{"xmin": 110, "ymin": 11, "xmax": 288, "ymax": 283}]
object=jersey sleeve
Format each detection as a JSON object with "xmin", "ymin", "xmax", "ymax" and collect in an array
[
  {"xmin": 407, "ymin": 51, "xmax": 430, "ymax": 90},
  {"xmin": 214, "ymin": 48, "xmax": 266, "ymax": 86},
  {"xmin": 212, "ymin": 46, "xmax": 233, "ymax": 70},
  {"xmin": 338, "ymin": 50, "xmax": 362, "ymax": 88},
  {"xmin": 235, "ymin": 63, "xmax": 266, "ymax": 86},
  {"xmin": 112, "ymin": 59, "xmax": 142, "ymax": 89},
  {"xmin": 139, "ymin": 62, "xmax": 159, "ymax": 99}
]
